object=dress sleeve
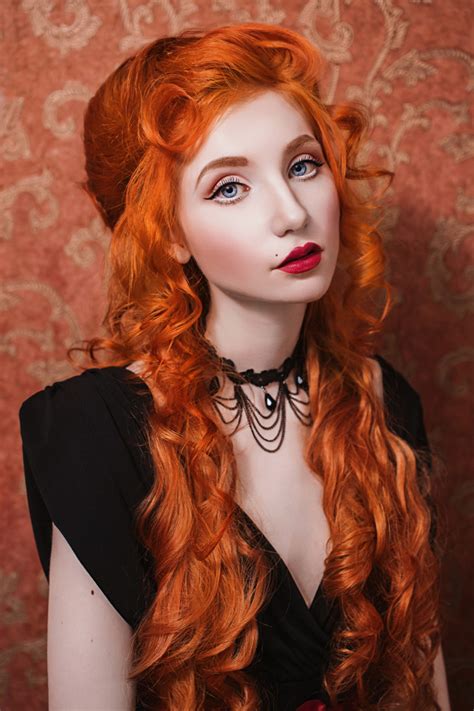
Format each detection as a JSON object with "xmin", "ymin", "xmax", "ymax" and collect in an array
[
  {"xmin": 375, "ymin": 354, "xmax": 438, "ymax": 552},
  {"xmin": 18, "ymin": 373, "xmax": 156, "ymax": 629},
  {"xmin": 410, "ymin": 391, "xmax": 438, "ymax": 552}
]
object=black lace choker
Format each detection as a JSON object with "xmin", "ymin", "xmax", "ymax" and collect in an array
[{"xmin": 206, "ymin": 335, "xmax": 312, "ymax": 453}]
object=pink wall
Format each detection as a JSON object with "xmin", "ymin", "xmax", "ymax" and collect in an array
[{"xmin": 2, "ymin": 1, "xmax": 472, "ymax": 708}]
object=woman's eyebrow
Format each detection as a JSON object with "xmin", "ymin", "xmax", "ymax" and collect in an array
[{"xmin": 195, "ymin": 133, "xmax": 320, "ymax": 188}]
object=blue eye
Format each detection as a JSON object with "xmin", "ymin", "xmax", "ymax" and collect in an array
[
  {"xmin": 217, "ymin": 183, "xmax": 240, "ymax": 199},
  {"xmin": 290, "ymin": 157, "xmax": 324, "ymax": 178},
  {"xmin": 207, "ymin": 177, "xmax": 249, "ymax": 205}
]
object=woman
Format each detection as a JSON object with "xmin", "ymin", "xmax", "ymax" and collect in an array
[{"xmin": 18, "ymin": 22, "xmax": 449, "ymax": 711}]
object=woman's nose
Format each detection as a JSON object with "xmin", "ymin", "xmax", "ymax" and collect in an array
[{"xmin": 270, "ymin": 185, "xmax": 309, "ymax": 237}]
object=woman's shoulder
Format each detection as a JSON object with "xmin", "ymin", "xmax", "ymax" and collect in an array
[
  {"xmin": 19, "ymin": 367, "xmax": 98, "ymax": 430},
  {"xmin": 18, "ymin": 365, "xmax": 155, "ymax": 521},
  {"xmin": 372, "ymin": 352, "xmax": 423, "ymax": 407},
  {"xmin": 19, "ymin": 364, "xmax": 150, "ymax": 419},
  {"xmin": 19, "ymin": 365, "xmax": 153, "ymax": 448},
  {"xmin": 372, "ymin": 352, "xmax": 429, "ymax": 452}
]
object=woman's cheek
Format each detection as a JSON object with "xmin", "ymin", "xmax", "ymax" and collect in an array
[{"xmin": 191, "ymin": 212, "xmax": 253, "ymax": 267}]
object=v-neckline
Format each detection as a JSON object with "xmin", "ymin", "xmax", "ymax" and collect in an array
[
  {"xmin": 234, "ymin": 502, "xmax": 325, "ymax": 613},
  {"xmin": 109, "ymin": 355, "xmax": 389, "ymax": 616}
]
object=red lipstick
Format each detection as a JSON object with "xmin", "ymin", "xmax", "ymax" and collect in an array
[{"xmin": 276, "ymin": 241, "xmax": 322, "ymax": 274}]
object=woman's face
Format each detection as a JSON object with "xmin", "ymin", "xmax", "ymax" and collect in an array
[{"xmin": 175, "ymin": 90, "xmax": 340, "ymax": 306}]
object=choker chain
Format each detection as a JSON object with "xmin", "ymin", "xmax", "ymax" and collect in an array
[{"xmin": 206, "ymin": 336, "xmax": 312, "ymax": 453}]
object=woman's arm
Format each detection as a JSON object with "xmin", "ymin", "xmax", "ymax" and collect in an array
[
  {"xmin": 433, "ymin": 642, "xmax": 451, "ymax": 711},
  {"xmin": 47, "ymin": 524, "xmax": 136, "ymax": 710}
]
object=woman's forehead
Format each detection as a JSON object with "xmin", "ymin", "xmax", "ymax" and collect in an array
[{"xmin": 182, "ymin": 91, "xmax": 318, "ymax": 173}]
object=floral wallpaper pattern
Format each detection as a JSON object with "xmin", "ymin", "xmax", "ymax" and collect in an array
[{"xmin": 1, "ymin": 0, "xmax": 472, "ymax": 708}]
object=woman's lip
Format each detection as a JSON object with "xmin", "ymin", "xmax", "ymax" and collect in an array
[
  {"xmin": 278, "ymin": 251, "xmax": 322, "ymax": 273},
  {"xmin": 277, "ymin": 241, "xmax": 322, "ymax": 268}
]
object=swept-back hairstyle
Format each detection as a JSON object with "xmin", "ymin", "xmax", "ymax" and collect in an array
[{"xmin": 73, "ymin": 22, "xmax": 443, "ymax": 710}]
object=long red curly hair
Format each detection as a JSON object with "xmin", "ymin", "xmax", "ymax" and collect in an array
[{"xmin": 71, "ymin": 22, "xmax": 443, "ymax": 710}]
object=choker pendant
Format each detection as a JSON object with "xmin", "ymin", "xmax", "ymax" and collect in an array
[{"xmin": 262, "ymin": 384, "xmax": 277, "ymax": 411}]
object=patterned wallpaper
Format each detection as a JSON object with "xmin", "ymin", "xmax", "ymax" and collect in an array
[{"xmin": 2, "ymin": 1, "xmax": 472, "ymax": 709}]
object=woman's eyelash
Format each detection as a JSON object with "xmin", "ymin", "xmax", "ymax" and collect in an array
[
  {"xmin": 206, "ymin": 154, "xmax": 325, "ymax": 204},
  {"xmin": 207, "ymin": 176, "xmax": 248, "ymax": 204},
  {"xmin": 293, "ymin": 155, "xmax": 325, "ymax": 174}
]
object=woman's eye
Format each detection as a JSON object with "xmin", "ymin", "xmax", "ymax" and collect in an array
[
  {"xmin": 289, "ymin": 155, "xmax": 324, "ymax": 179},
  {"xmin": 207, "ymin": 177, "xmax": 249, "ymax": 205}
]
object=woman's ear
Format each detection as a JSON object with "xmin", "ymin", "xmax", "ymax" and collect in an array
[{"xmin": 170, "ymin": 240, "xmax": 192, "ymax": 264}]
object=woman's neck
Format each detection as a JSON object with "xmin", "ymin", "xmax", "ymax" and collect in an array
[{"xmin": 204, "ymin": 303, "xmax": 307, "ymax": 373}]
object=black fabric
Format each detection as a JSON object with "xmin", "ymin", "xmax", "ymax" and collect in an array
[{"xmin": 18, "ymin": 354, "xmax": 436, "ymax": 710}]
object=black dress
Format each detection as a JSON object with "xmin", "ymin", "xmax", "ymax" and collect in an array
[{"xmin": 18, "ymin": 354, "xmax": 436, "ymax": 711}]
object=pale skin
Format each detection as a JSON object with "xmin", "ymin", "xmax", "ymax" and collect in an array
[{"xmin": 47, "ymin": 90, "xmax": 450, "ymax": 709}]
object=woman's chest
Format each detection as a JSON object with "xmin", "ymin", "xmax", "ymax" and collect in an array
[{"xmin": 231, "ymin": 408, "xmax": 332, "ymax": 609}]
